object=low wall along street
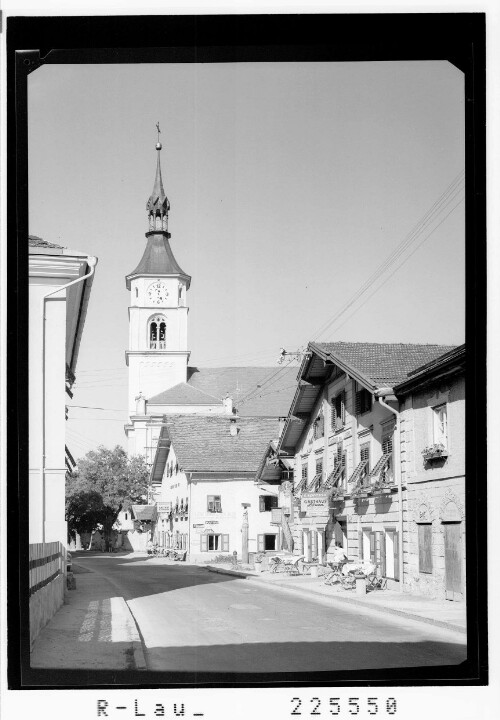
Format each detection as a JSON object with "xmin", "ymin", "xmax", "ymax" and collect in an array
[{"xmin": 29, "ymin": 541, "xmax": 65, "ymax": 649}]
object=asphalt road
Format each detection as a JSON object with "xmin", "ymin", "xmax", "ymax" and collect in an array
[{"xmin": 73, "ymin": 553, "xmax": 467, "ymax": 674}]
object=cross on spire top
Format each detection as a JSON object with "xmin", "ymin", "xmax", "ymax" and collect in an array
[{"xmin": 155, "ymin": 122, "xmax": 162, "ymax": 150}]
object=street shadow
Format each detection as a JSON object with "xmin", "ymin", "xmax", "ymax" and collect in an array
[
  {"xmin": 71, "ymin": 553, "xmax": 248, "ymax": 600},
  {"xmin": 27, "ymin": 636, "xmax": 468, "ymax": 686}
]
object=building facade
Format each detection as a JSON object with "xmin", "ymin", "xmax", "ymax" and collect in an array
[
  {"xmin": 277, "ymin": 341, "xmax": 457, "ymax": 592},
  {"xmin": 29, "ymin": 235, "xmax": 97, "ymax": 546},
  {"xmin": 395, "ymin": 345, "xmax": 466, "ymax": 601},
  {"xmin": 150, "ymin": 415, "xmax": 285, "ymax": 561}
]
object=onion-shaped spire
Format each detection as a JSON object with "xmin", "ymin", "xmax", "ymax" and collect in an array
[{"xmin": 146, "ymin": 123, "xmax": 170, "ymax": 231}]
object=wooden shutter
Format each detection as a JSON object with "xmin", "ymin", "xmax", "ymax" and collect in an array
[
  {"xmin": 369, "ymin": 532, "xmax": 376, "ymax": 563},
  {"xmin": 257, "ymin": 534, "xmax": 265, "ymax": 551},
  {"xmin": 259, "ymin": 496, "xmax": 265, "ymax": 512},
  {"xmin": 207, "ymin": 496, "xmax": 213, "ymax": 512},
  {"xmin": 358, "ymin": 531, "xmax": 364, "ymax": 560},
  {"xmin": 200, "ymin": 534, "xmax": 208, "ymax": 552},
  {"xmin": 393, "ymin": 532, "xmax": 400, "ymax": 580},
  {"xmin": 331, "ymin": 398, "xmax": 337, "ymax": 430},
  {"xmin": 222, "ymin": 534, "xmax": 229, "ymax": 552},
  {"xmin": 418, "ymin": 524, "xmax": 433, "ymax": 573},
  {"xmin": 355, "ymin": 390, "xmax": 361, "ymax": 415},
  {"xmin": 379, "ymin": 532, "xmax": 386, "ymax": 577}
]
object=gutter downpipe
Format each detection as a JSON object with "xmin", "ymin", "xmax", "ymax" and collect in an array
[
  {"xmin": 377, "ymin": 392, "xmax": 404, "ymax": 593},
  {"xmin": 40, "ymin": 257, "xmax": 97, "ymax": 543},
  {"xmin": 188, "ymin": 473, "xmax": 193, "ymax": 560}
]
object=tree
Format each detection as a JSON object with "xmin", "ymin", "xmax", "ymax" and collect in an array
[{"xmin": 66, "ymin": 445, "xmax": 149, "ymax": 550}]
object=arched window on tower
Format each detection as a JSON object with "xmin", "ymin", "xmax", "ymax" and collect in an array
[{"xmin": 149, "ymin": 315, "xmax": 167, "ymax": 349}]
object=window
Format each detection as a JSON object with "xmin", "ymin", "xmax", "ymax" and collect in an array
[
  {"xmin": 360, "ymin": 442, "xmax": 370, "ymax": 483},
  {"xmin": 418, "ymin": 524, "xmax": 433, "ymax": 573},
  {"xmin": 381, "ymin": 433, "xmax": 394, "ymax": 483},
  {"xmin": 200, "ymin": 533, "xmax": 229, "ymax": 551},
  {"xmin": 331, "ymin": 392, "xmax": 345, "ymax": 431},
  {"xmin": 259, "ymin": 495, "xmax": 279, "ymax": 512},
  {"xmin": 335, "ymin": 444, "xmax": 347, "ymax": 488},
  {"xmin": 315, "ymin": 458, "xmax": 323, "ymax": 476},
  {"xmin": 149, "ymin": 314, "xmax": 166, "ymax": 349},
  {"xmin": 433, "ymin": 404, "xmax": 448, "ymax": 448},
  {"xmin": 207, "ymin": 495, "xmax": 222, "ymax": 513},
  {"xmin": 355, "ymin": 387, "xmax": 372, "ymax": 415},
  {"xmin": 257, "ymin": 534, "xmax": 278, "ymax": 551},
  {"xmin": 313, "ymin": 413, "xmax": 324, "ymax": 439},
  {"xmin": 301, "ymin": 464, "xmax": 308, "ymax": 481}
]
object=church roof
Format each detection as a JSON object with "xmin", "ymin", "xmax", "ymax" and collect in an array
[
  {"xmin": 148, "ymin": 366, "xmax": 298, "ymax": 417},
  {"xmin": 125, "ymin": 232, "xmax": 191, "ymax": 289},
  {"xmin": 148, "ymin": 382, "xmax": 220, "ymax": 406},
  {"xmin": 147, "ymin": 146, "xmax": 170, "ymax": 216},
  {"xmin": 162, "ymin": 415, "xmax": 279, "ymax": 473}
]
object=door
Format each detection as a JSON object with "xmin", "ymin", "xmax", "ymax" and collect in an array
[{"xmin": 444, "ymin": 522, "xmax": 463, "ymax": 600}]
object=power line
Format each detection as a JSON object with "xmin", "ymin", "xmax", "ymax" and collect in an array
[
  {"xmin": 310, "ymin": 172, "xmax": 465, "ymax": 342},
  {"xmin": 67, "ymin": 405, "xmax": 125, "ymax": 412},
  {"xmin": 322, "ymin": 193, "xmax": 465, "ymax": 339}
]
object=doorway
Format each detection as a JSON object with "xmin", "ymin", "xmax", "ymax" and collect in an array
[{"xmin": 443, "ymin": 522, "xmax": 463, "ymax": 600}]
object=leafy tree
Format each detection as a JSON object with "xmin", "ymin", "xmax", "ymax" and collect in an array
[{"xmin": 65, "ymin": 445, "xmax": 149, "ymax": 550}]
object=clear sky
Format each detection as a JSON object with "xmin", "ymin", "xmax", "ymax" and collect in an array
[{"xmin": 28, "ymin": 61, "xmax": 465, "ymax": 458}]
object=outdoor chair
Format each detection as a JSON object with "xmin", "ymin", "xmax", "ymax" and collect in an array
[{"xmin": 283, "ymin": 556, "xmax": 305, "ymax": 576}]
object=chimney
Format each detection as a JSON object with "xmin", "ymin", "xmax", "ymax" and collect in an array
[{"xmin": 223, "ymin": 394, "xmax": 233, "ymax": 414}]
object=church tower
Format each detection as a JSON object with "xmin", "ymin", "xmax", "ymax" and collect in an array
[{"xmin": 125, "ymin": 132, "xmax": 191, "ymax": 455}]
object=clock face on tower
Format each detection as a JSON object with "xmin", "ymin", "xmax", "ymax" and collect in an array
[{"xmin": 147, "ymin": 280, "xmax": 169, "ymax": 305}]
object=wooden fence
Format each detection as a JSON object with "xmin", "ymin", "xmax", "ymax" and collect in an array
[{"xmin": 29, "ymin": 541, "xmax": 66, "ymax": 649}]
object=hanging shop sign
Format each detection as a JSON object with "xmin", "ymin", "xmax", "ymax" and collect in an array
[{"xmin": 301, "ymin": 493, "xmax": 331, "ymax": 516}]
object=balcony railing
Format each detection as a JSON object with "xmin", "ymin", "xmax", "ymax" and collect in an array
[{"xmin": 150, "ymin": 341, "xmax": 166, "ymax": 350}]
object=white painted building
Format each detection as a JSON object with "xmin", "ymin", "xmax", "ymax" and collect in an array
[
  {"xmin": 150, "ymin": 415, "xmax": 285, "ymax": 561},
  {"xmin": 29, "ymin": 235, "xmax": 96, "ymax": 546}
]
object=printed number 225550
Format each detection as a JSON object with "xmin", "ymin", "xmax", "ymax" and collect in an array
[{"xmin": 291, "ymin": 697, "xmax": 397, "ymax": 716}]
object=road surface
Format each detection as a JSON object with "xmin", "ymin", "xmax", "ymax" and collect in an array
[{"xmin": 73, "ymin": 552, "xmax": 467, "ymax": 674}]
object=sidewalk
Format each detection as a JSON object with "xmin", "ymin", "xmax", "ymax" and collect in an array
[
  {"xmin": 30, "ymin": 560, "xmax": 146, "ymax": 670},
  {"xmin": 204, "ymin": 563, "xmax": 467, "ymax": 634}
]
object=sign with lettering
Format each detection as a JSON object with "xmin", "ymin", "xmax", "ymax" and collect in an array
[
  {"xmin": 301, "ymin": 493, "xmax": 331, "ymax": 515},
  {"xmin": 157, "ymin": 502, "xmax": 172, "ymax": 514},
  {"xmin": 205, "ymin": 520, "xmax": 219, "ymax": 525}
]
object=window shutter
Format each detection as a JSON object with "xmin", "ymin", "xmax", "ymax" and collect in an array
[
  {"xmin": 200, "ymin": 534, "xmax": 208, "ymax": 552},
  {"xmin": 257, "ymin": 534, "xmax": 265, "ymax": 551},
  {"xmin": 418, "ymin": 524, "xmax": 433, "ymax": 573},
  {"xmin": 355, "ymin": 391, "xmax": 361, "ymax": 415},
  {"xmin": 369, "ymin": 532, "xmax": 376, "ymax": 563},
  {"xmin": 259, "ymin": 496, "xmax": 265, "ymax": 512},
  {"xmin": 358, "ymin": 531, "xmax": 364, "ymax": 560},
  {"xmin": 393, "ymin": 532, "xmax": 400, "ymax": 580},
  {"xmin": 222, "ymin": 534, "xmax": 229, "ymax": 552},
  {"xmin": 379, "ymin": 532, "xmax": 386, "ymax": 577},
  {"xmin": 319, "ymin": 413, "xmax": 325, "ymax": 437},
  {"xmin": 341, "ymin": 391, "xmax": 346, "ymax": 425},
  {"xmin": 332, "ymin": 399, "xmax": 337, "ymax": 430}
]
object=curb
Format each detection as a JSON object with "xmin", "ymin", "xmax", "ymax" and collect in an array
[{"xmin": 205, "ymin": 565, "xmax": 466, "ymax": 635}]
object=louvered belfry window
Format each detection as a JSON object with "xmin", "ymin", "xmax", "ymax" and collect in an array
[{"xmin": 331, "ymin": 391, "xmax": 345, "ymax": 431}]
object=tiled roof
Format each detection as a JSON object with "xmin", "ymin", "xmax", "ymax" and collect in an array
[
  {"xmin": 149, "ymin": 366, "xmax": 297, "ymax": 417},
  {"xmin": 164, "ymin": 415, "xmax": 279, "ymax": 472},
  {"xmin": 131, "ymin": 504, "xmax": 157, "ymax": 521},
  {"xmin": 148, "ymin": 382, "xmax": 220, "ymax": 406},
  {"xmin": 28, "ymin": 234, "xmax": 64, "ymax": 249},
  {"xmin": 315, "ymin": 341, "xmax": 457, "ymax": 387}
]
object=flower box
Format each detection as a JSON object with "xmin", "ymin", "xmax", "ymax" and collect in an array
[{"xmin": 422, "ymin": 444, "xmax": 448, "ymax": 462}]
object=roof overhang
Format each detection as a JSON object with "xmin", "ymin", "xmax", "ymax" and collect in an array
[
  {"xmin": 308, "ymin": 342, "xmax": 376, "ymax": 392},
  {"xmin": 150, "ymin": 424, "xmax": 172, "ymax": 485}
]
